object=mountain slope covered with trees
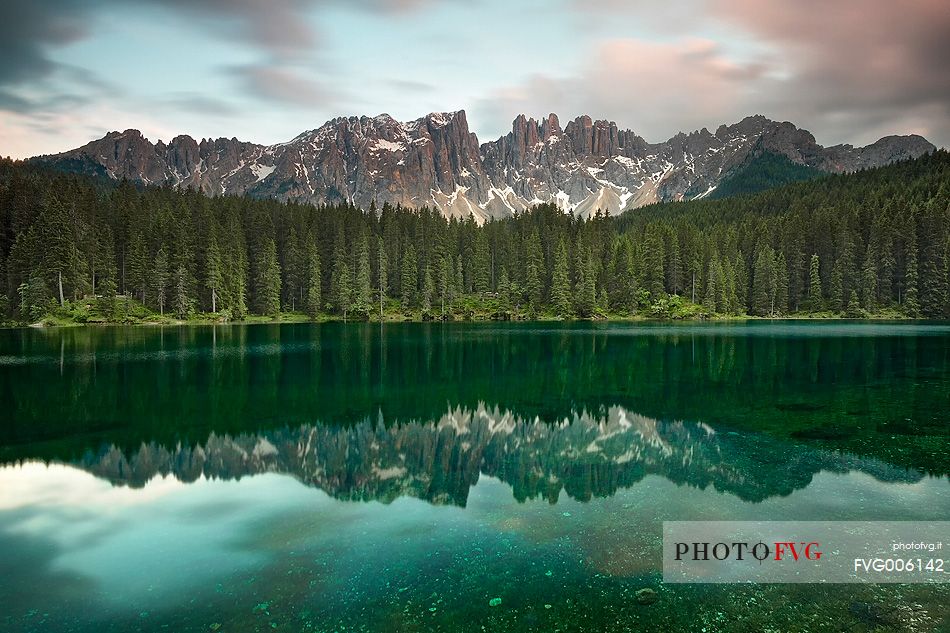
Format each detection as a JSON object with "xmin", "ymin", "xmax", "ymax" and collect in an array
[{"xmin": 1, "ymin": 151, "xmax": 948, "ymax": 324}]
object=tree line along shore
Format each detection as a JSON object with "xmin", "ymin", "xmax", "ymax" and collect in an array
[{"xmin": 0, "ymin": 151, "xmax": 948, "ymax": 326}]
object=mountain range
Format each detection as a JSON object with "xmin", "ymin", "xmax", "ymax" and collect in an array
[{"xmin": 32, "ymin": 111, "xmax": 935, "ymax": 221}]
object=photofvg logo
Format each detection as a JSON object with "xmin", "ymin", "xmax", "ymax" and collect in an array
[
  {"xmin": 674, "ymin": 540, "xmax": 822, "ymax": 563},
  {"xmin": 663, "ymin": 521, "xmax": 949, "ymax": 584}
]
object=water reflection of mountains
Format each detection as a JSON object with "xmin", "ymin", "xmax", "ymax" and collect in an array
[{"xmin": 69, "ymin": 405, "xmax": 924, "ymax": 504}]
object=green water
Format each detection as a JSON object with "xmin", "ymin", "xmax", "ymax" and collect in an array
[{"xmin": 0, "ymin": 322, "xmax": 948, "ymax": 632}]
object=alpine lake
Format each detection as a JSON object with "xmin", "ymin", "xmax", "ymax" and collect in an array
[{"xmin": 1, "ymin": 321, "xmax": 948, "ymax": 633}]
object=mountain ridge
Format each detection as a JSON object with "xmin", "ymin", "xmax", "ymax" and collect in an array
[{"xmin": 30, "ymin": 111, "xmax": 935, "ymax": 221}]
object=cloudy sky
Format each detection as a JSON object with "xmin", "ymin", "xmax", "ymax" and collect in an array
[{"xmin": 1, "ymin": 0, "xmax": 947, "ymax": 158}]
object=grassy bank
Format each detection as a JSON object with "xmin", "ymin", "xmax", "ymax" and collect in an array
[{"xmin": 0, "ymin": 293, "xmax": 917, "ymax": 328}]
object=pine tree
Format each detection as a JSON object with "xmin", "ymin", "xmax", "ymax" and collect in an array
[
  {"xmin": 905, "ymin": 230, "xmax": 920, "ymax": 317},
  {"xmin": 306, "ymin": 240, "xmax": 321, "ymax": 320},
  {"xmin": 524, "ymin": 228, "xmax": 543, "ymax": 311},
  {"xmin": 497, "ymin": 268, "xmax": 512, "ymax": 314},
  {"xmin": 437, "ymin": 253, "xmax": 450, "ymax": 317},
  {"xmin": 643, "ymin": 230, "xmax": 666, "ymax": 299},
  {"xmin": 610, "ymin": 236, "xmax": 636, "ymax": 312},
  {"xmin": 722, "ymin": 257, "xmax": 738, "ymax": 314},
  {"xmin": 880, "ymin": 235, "xmax": 895, "ymax": 305},
  {"xmin": 920, "ymin": 212, "xmax": 947, "ymax": 318},
  {"xmin": 944, "ymin": 235, "xmax": 950, "ymax": 318},
  {"xmin": 574, "ymin": 251, "xmax": 596, "ymax": 318},
  {"xmin": 236, "ymin": 249, "xmax": 248, "ymax": 319},
  {"xmin": 454, "ymin": 257, "xmax": 464, "ymax": 300},
  {"xmin": 704, "ymin": 257, "xmax": 720, "ymax": 313},
  {"xmin": 172, "ymin": 264, "xmax": 193, "ymax": 319},
  {"xmin": 400, "ymin": 244, "xmax": 417, "ymax": 309},
  {"xmin": 256, "ymin": 238, "xmax": 281, "ymax": 318},
  {"xmin": 330, "ymin": 235, "xmax": 352, "ymax": 319},
  {"xmin": 751, "ymin": 246, "xmax": 776, "ymax": 316},
  {"xmin": 354, "ymin": 231, "xmax": 372, "ymax": 316},
  {"xmin": 420, "ymin": 264, "xmax": 434, "ymax": 314},
  {"xmin": 171, "ymin": 219, "xmax": 195, "ymax": 313},
  {"xmin": 551, "ymin": 238, "xmax": 572, "ymax": 317},
  {"xmin": 861, "ymin": 243, "xmax": 878, "ymax": 311},
  {"xmin": 774, "ymin": 252, "xmax": 788, "ymax": 315},
  {"xmin": 845, "ymin": 289, "xmax": 862, "ymax": 317},
  {"xmin": 830, "ymin": 257, "xmax": 844, "ymax": 312},
  {"xmin": 473, "ymin": 231, "xmax": 490, "ymax": 295},
  {"xmin": 41, "ymin": 199, "xmax": 79, "ymax": 306},
  {"xmin": 96, "ymin": 224, "xmax": 118, "ymax": 304},
  {"xmin": 836, "ymin": 231, "xmax": 856, "ymax": 311},
  {"xmin": 206, "ymin": 234, "xmax": 223, "ymax": 313},
  {"xmin": 18, "ymin": 272, "xmax": 51, "ymax": 322},
  {"xmin": 283, "ymin": 228, "xmax": 301, "ymax": 311},
  {"xmin": 128, "ymin": 229, "xmax": 148, "ymax": 304},
  {"xmin": 376, "ymin": 236, "xmax": 387, "ymax": 319},
  {"xmin": 734, "ymin": 253, "xmax": 749, "ymax": 314},
  {"xmin": 152, "ymin": 248, "xmax": 169, "ymax": 315},
  {"xmin": 525, "ymin": 260, "xmax": 541, "ymax": 314},
  {"xmin": 806, "ymin": 254, "xmax": 822, "ymax": 311}
]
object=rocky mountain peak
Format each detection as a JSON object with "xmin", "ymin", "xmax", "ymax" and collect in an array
[{"xmin": 34, "ymin": 110, "xmax": 936, "ymax": 222}]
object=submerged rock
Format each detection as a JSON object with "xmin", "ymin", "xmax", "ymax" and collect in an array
[{"xmin": 634, "ymin": 588, "xmax": 658, "ymax": 606}]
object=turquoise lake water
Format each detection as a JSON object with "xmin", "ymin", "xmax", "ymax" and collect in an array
[{"xmin": 1, "ymin": 321, "xmax": 948, "ymax": 632}]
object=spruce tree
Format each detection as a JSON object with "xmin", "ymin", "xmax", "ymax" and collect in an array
[
  {"xmin": 420, "ymin": 264, "xmax": 434, "ymax": 314},
  {"xmin": 473, "ymin": 231, "xmax": 490, "ymax": 296},
  {"xmin": 643, "ymin": 230, "xmax": 666, "ymax": 299},
  {"xmin": 18, "ymin": 273, "xmax": 51, "ymax": 322},
  {"xmin": 704, "ymin": 257, "xmax": 720, "ymax": 314},
  {"xmin": 880, "ymin": 235, "xmax": 895, "ymax": 305},
  {"xmin": 905, "ymin": 231, "xmax": 920, "ymax": 317},
  {"xmin": 774, "ymin": 252, "xmax": 788, "ymax": 315},
  {"xmin": 497, "ymin": 268, "xmax": 512, "ymax": 314},
  {"xmin": 861, "ymin": 243, "xmax": 878, "ymax": 311},
  {"xmin": 41, "ymin": 199, "xmax": 79, "ymax": 306},
  {"xmin": 751, "ymin": 246, "xmax": 776, "ymax": 316},
  {"xmin": 807, "ymin": 254, "xmax": 822, "ymax": 311},
  {"xmin": 172, "ymin": 264, "xmax": 193, "ymax": 319},
  {"xmin": 206, "ymin": 234, "xmax": 223, "ymax": 313},
  {"xmin": 437, "ymin": 253, "xmax": 450, "ymax": 317},
  {"xmin": 376, "ymin": 236, "xmax": 387, "ymax": 319},
  {"xmin": 400, "ymin": 244, "xmax": 417, "ymax": 309},
  {"xmin": 920, "ymin": 213, "xmax": 947, "ymax": 318},
  {"xmin": 722, "ymin": 257, "xmax": 739, "ymax": 314},
  {"xmin": 574, "ymin": 251, "xmax": 596, "ymax": 318},
  {"xmin": 454, "ymin": 257, "xmax": 464, "ymax": 300},
  {"xmin": 330, "ymin": 236, "xmax": 352, "ymax": 319},
  {"xmin": 524, "ymin": 228, "xmax": 543, "ymax": 310},
  {"xmin": 283, "ymin": 228, "xmax": 301, "ymax": 311},
  {"xmin": 526, "ymin": 260, "xmax": 542, "ymax": 314},
  {"xmin": 551, "ymin": 238, "xmax": 572, "ymax": 317},
  {"xmin": 152, "ymin": 248, "xmax": 169, "ymax": 315},
  {"xmin": 354, "ymin": 232, "xmax": 372, "ymax": 316},
  {"xmin": 229, "ymin": 243, "xmax": 249, "ymax": 319},
  {"xmin": 734, "ymin": 253, "xmax": 749, "ymax": 314},
  {"xmin": 306, "ymin": 240, "xmax": 321, "ymax": 320},
  {"xmin": 256, "ymin": 239, "xmax": 281, "ymax": 318},
  {"xmin": 611, "ymin": 236, "xmax": 636, "ymax": 312},
  {"xmin": 845, "ymin": 289, "xmax": 862, "ymax": 317}
]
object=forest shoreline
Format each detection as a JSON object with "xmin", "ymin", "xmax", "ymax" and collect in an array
[
  {"xmin": 3, "ymin": 153, "xmax": 947, "ymax": 328},
  {"xmin": 4, "ymin": 310, "xmax": 917, "ymax": 329}
]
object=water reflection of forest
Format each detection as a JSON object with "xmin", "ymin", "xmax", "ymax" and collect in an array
[{"xmin": 4, "ymin": 322, "xmax": 948, "ymax": 474}]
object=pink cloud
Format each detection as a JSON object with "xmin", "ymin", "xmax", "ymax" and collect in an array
[
  {"xmin": 478, "ymin": 0, "xmax": 949, "ymax": 147},
  {"xmin": 477, "ymin": 37, "xmax": 773, "ymax": 143}
]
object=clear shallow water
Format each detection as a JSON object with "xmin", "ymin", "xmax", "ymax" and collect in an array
[{"xmin": 0, "ymin": 322, "xmax": 948, "ymax": 632}]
